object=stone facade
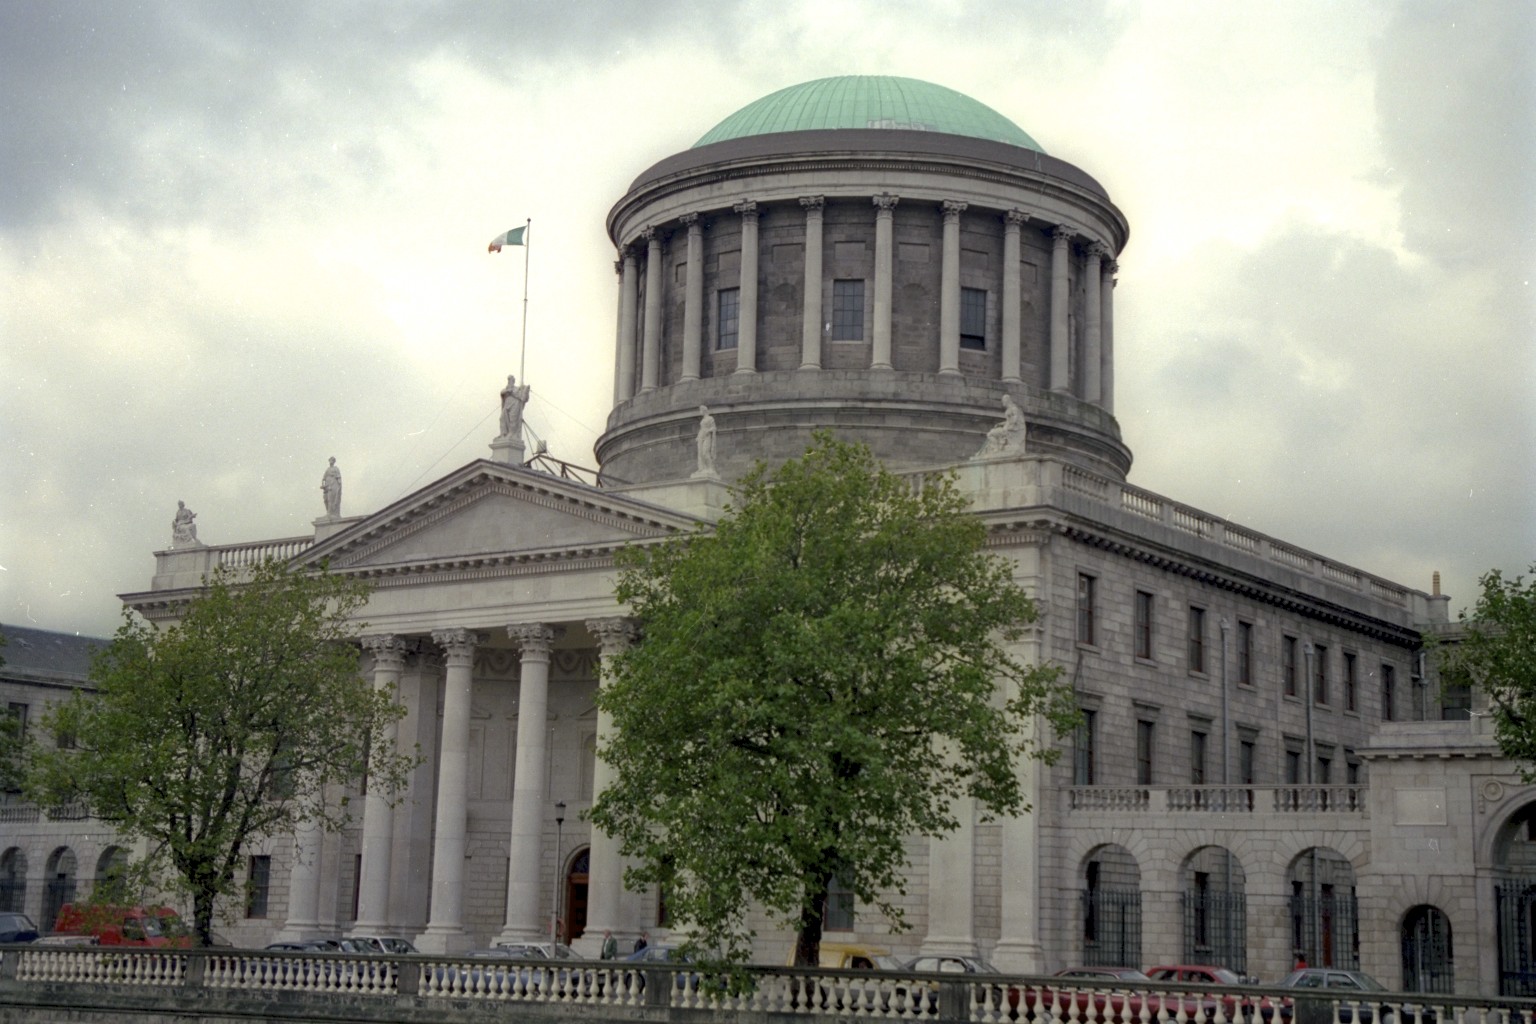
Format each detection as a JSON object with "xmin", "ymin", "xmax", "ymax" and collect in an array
[{"xmin": 3, "ymin": 77, "xmax": 1531, "ymax": 997}]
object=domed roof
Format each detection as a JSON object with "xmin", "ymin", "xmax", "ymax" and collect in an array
[{"xmin": 694, "ymin": 76, "xmax": 1043, "ymax": 152}]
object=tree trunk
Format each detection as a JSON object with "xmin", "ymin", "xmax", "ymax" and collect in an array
[{"xmin": 793, "ymin": 874, "xmax": 830, "ymax": 967}]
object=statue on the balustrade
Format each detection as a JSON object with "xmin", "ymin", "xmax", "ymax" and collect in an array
[
  {"xmin": 320, "ymin": 457, "xmax": 342, "ymax": 518},
  {"xmin": 975, "ymin": 394, "xmax": 1027, "ymax": 458}
]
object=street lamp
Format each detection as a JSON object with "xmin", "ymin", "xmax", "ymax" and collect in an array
[{"xmin": 552, "ymin": 801, "xmax": 566, "ymax": 944}]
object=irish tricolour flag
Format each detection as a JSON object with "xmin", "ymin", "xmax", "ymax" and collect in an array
[{"xmin": 488, "ymin": 226, "xmax": 526, "ymax": 252}]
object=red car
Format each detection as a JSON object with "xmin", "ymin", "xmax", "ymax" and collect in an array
[
  {"xmin": 1021, "ymin": 967, "xmax": 1159, "ymax": 1020},
  {"xmin": 1145, "ymin": 964, "xmax": 1274, "ymax": 1020}
]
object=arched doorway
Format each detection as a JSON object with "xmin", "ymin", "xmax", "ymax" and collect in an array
[
  {"xmin": 561, "ymin": 846, "xmax": 589, "ymax": 944},
  {"xmin": 1181, "ymin": 846, "xmax": 1247, "ymax": 974},
  {"xmin": 0, "ymin": 849, "xmax": 26, "ymax": 914},
  {"xmin": 1287, "ymin": 847, "xmax": 1357, "ymax": 968},
  {"xmin": 1400, "ymin": 904, "xmax": 1453, "ymax": 993},
  {"xmin": 1492, "ymin": 800, "xmax": 1536, "ymax": 996},
  {"xmin": 1081, "ymin": 844, "xmax": 1141, "ymax": 968},
  {"xmin": 42, "ymin": 847, "xmax": 77, "ymax": 932}
]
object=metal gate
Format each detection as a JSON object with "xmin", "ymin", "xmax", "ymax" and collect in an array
[
  {"xmin": 1495, "ymin": 880, "xmax": 1536, "ymax": 997},
  {"xmin": 1400, "ymin": 905, "xmax": 1454, "ymax": 993},
  {"xmin": 1288, "ymin": 888, "xmax": 1359, "ymax": 969},
  {"xmin": 42, "ymin": 877, "xmax": 75, "ymax": 932},
  {"xmin": 1081, "ymin": 886, "xmax": 1141, "ymax": 967},
  {"xmin": 1183, "ymin": 888, "xmax": 1247, "ymax": 974}
]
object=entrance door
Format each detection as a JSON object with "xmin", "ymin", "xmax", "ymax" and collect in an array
[
  {"xmin": 1401, "ymin": 905, "xmax": 1454, "ymax": 994},
  {"xmin": 562, "ymin": 847, "xmax": 590, "ymax": 944}
]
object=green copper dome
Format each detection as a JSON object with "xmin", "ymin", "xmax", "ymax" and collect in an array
[{"xmin": 694, "ymin": 76, "xmax": 1043, "ymax": 152}]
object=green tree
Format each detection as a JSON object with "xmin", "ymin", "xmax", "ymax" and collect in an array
[
  {"xmin": 1437, "ymin": 566, "xmax": 1536, "ymax": 779},
  {"xmin": 27, "ymin": 560, "xmax": 414, "ymax": 946},
  {"xmin": 589, "ymin": 435, "xmax": 1076, "ymax": 968}
]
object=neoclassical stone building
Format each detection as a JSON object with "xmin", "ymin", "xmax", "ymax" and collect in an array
[{"xmin": 8, "ymin": 76, "xmax": 1532, "ymax": 995}]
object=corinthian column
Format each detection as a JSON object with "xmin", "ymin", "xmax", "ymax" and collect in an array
[
  {"xmin": 616, "ymin": 248, "xmax": 639, "ymax": 402},
  {"xmin": 872, "ymin": 193, "xmax": 899, "ymax": 371},
  {"xmin": 799, "ymin": 196, "xmax": 825, "ymax": 370},
  {"xmin": 1050, "ymin": 226, "xmax": 1072, "ymax": 392},
  {"xmin": 352, "ymin": 634, "xmax": 409, "ymax": 935},
  {"xmin": 681, "ymin": 214, "xmax": 703, "ymax": 381},
  {"xmin": 939, "ymin": 200, "xmax": 967, "ymax": 375},
  {"xmin": 579, "ymin": 617, "xmax": 638, "ymax": 952},
  {"xmin": 734, "ymin": 201, "xmax": 759, "ymax": 375},
  {"xmin": 1083, "ymin": 242, "xmax": 1105, "ymax": 403},
  {"xmin": 495, "ymin": 623, "xmax": 559, "ymax": 944},
  {"xmin": 417, "ymin": 628, "xmax": 482, "ymax": 953},
  {"xmin": 1001, "ymin": 210, "xmax": 1026, "ymax": 383},
  {"xmin": 641, "ymin": 228, "xmax": 662, "ymax": 393}
]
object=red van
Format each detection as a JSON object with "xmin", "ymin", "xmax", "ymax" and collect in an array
[{"xmin": 52, "ymin": 904, "xmax": 192, "ymax": 948}]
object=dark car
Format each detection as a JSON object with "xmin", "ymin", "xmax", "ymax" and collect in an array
[
  {"xmin": 0, "ymin": 912, "xmax": 39, "ymax": 943},
  {"xmin": 1273, "ymin": 968, "xmax": 1434, "ymax": 1023},
  {"xmin": 1146, "ymin": 964, "xmax": 1273, "ymax": 1020},
  {"xmin": 903, "ymin": 954, "xmax": 1020, "ymax": 1015}
]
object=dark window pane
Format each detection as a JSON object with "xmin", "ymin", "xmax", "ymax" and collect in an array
[
  {"xmin": 960, "ymin": 287, "xmax": 987, "ymax": 350},
  {"xmin": 717, "ymin": 288, "xmax": 740, "ymax": 350},
  {"xmin": 832, "ymin": 279, "xmax": 864, "ymax": 340}
]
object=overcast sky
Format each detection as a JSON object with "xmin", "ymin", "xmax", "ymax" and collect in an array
[{"xmin": 3, "ymin": 0, "xmax": 1532, "ymax": 638}]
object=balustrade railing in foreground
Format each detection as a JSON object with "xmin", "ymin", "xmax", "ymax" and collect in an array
[{"xmin": 2, "ymin": 946, "xmax": 1531, "ymax": 1024}]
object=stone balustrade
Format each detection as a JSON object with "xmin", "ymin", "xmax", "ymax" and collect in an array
[
  {"xmin": 0, "ymin": 946, "xmax": 1528, "ymax": 1023},
  {"xmin": 1068, "ymin": 785, "xmax": 1368, "ymax": 817}
]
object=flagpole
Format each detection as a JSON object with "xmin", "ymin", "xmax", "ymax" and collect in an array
[{"xmin": 519, "ymin": 218, "xmax": 531, "ymax": 382}]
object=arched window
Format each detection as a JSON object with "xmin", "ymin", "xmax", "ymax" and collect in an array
[
  {"xmin": 0, "ymin": 848, "xmax": 26, "ymax": 914},
  {"xmin": 42, "ymin": 847, "xmax": 77, "ymax": 932},
  {"xmin": 1400, "ymin": 905, "xmax": 1453, "ymax": 994}
]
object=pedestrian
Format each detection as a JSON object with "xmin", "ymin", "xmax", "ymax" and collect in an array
[
  {"xmin": 633, "ymin": 930, "xmax": 649, "ymax": 953},
  {"xmin": 601, "ymin": 929, "xmax": 617, "ymax": 960}
]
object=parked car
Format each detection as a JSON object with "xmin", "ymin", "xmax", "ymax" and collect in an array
[
  {"xmin": 1273, "ymin": 968, "xmax": 1435, "ymax": 1024},
  {"xmin": 493, "ymin": 940, "xmax": 581, "ymax": 959},
  {"xmin": 1145, "ymin": 964, "xmax": 1273, "ymax": 1020},
  {"xmin": 51, "ymin": 904, "xmax": 192, "ymax": 948},
  {"xmin": 347, "ymin": 935, "xmax": 418, "ymax": 955},
  {"xmin": 900, "ymin": 954, "xmax": 1020, "ymax": 1014},
  {"xmin": 0, "ymin": 912, "xmax": 40, "ymax": 943},
  {"xmin": 1022, "ymin": 967, "xmax": 1157, "ymax": 1021}
]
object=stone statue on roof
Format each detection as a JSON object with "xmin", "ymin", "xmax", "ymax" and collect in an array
[
  {"xmin": 171, "ymin": 501, "xmax": 200, "ymax": 547},
  {"xmin": 975, "ymin": 394, "xmax": 1027, "ymax": 459},
  {"xmin": 499, "ymin": 375, "xmax": 531, "ymax": 440},
  {"xmin": 321, "ymin": 457, "xmax": 342, "ymax": 518}
]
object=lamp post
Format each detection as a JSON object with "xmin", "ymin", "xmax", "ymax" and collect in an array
[{"xmin": 552, "ymin": 800, "xmax": 566, "ymax": 944}]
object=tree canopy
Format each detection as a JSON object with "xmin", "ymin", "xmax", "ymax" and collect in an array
[
  {"xmin": 1437, "ymin": 565, "xmax": 1536, "ymax": 780},
  {"xmin": 588, "ymin": 435, "xmax": 1075, "ymax": 968},
  {"xmin": 27, "ymin": 560, "xmax": 414, "ymax": 945}
]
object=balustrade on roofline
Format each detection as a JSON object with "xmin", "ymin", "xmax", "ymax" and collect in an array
[
  {"xmin": 1068, "ymin": 784, "xmax": 1367, "ymax": 816},
  {"xmin": 211, "ymin": 536, "xmax": 315, "ymax": 570},
  {"xmin": 1052, "ymin": 463, "xmax": 1408, "ymax": 609}
]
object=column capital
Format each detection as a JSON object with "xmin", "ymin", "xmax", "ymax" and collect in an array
[
  {"xmin": 1004, "ymin": 208, "xmax": 1030, "ymax": 227},
  {"xmin": 680, "ymin": 212, "xmax": 700, "ymax": 229},
  {"xmin": 1105, "ymin": 259, "xmax": 1119, "ymax": 279},
  {"xmin": 1052, "ymin": 224, "xmax": 1074, "ymax": 243},
  {"xmin": 1086, "ymin": 241, "xmax": 1109, "ymax": 260},
  {"xmin": 431, "ymin": 629, "xmax": 483, "ymax": 660},
  {"xmin": 941, "ymin": 199, "xmax": 968, "ymax": 218},
  {"xmin": 585, "ymin": 617, "xmax": 638, "ymax": 657},
  {"xmin": 873, "ymin": 192, "xmax": 900, "ymax": 212},
  {"xmin": 507, "ymin": 622, "xmax": 559, "ymax": 655},
  {"xmin": 733, "ymin": 200, "xmax": 759, "ymax": 219},
  {"xmin": 640, "ymin": 225, "xmax": 659, "ymax": 244},
  {"xmin": 361, "ymin": 634, "xmax": 411, "ymax": 671},
  {"xmin": 799, "ymin": 195, "xmax": 825, "ymax": 212}
]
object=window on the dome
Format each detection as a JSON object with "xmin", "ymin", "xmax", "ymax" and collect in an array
[
  {"xmin": 960, "ymin": 287, "xmax": 987, "ymax": 349},
  {"xmin": 831, "ymin": 279, "xmax": 864, "ymax": 340},
  {"xmin": 717, "ymin": 288, "xmax": 740, "ymax": 350}
]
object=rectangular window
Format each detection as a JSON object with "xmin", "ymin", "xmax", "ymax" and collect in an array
[
  {"xmin": 1283, "ymin": 636, "xmax": 1299, "ymax": 696},
  {"xmin": 1190, "ymin": 730, "xmax": 1207, "ymax": 785},
  {"xmin": 1188, "ymin": 607, "xmax": 1206, "ymax": 673},
  {"xmin": 1077, "ymin": 574, "xmax": 1097, "ymax": 646},
  {"xmin": 1074, "ymin": 709, "xmax": 1097, "ymax": 785},
  {"xmin": 1284, "ymin": 747, "xmax": 1302, "ymax": 785},
  {"xmin": 1239, "ymin": 740, "xmax": 1256, "ymax": 785},
  {"xmin": 1237, "ymin": 621, "xmax": 1254, "ymax": 687},
  {"xmin": 246, "ymin": 855, "xmax": 271, "ymax": 918},
  {"xmin": 1442, "ymin": 681, "xmax": 1473, "ymax": 720},
  {"xmin": 716, "ymin": 287, "xmax": 740, "ymax": 350},
  {"xmin": 1317, "ymin": 755, "xmax": 1332, "ymax": 786},
  {"xmin": 831, "ymin": 279, "xmax": 865, "ymax": 340},
  {"xmin": 824, "ymin": 874, "xmax": 855, "ymax": 931},
  {"xmin": 960, "ymin": 287, "xmax": 987, "ymax": 350},
  {"xmin": 1135, "ymin": 591, "xmax": 1154, "ymax": 660},
  {"xmin": 1381, "ymin": 664, "xmax": 1396, "ymax": 721},
  {"xmin": 5, "ymin": 704, "xmax": 27, "ymax": 741},
  {"xmin": 1136, "ymin": 721, "xmax": 1155, "ymax": 785},
  {"xmin": 1313, "ymin": 644, "xmax": 1329, "ymax": 705},
  {"xmin": 1343, "ymin": 652, "xmax": 1358, "ymax": 712}
]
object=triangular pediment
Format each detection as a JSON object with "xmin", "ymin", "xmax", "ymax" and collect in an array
[{"xmin": 299, "ymin": 460, "xmax": 701, "ymax": 573}]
